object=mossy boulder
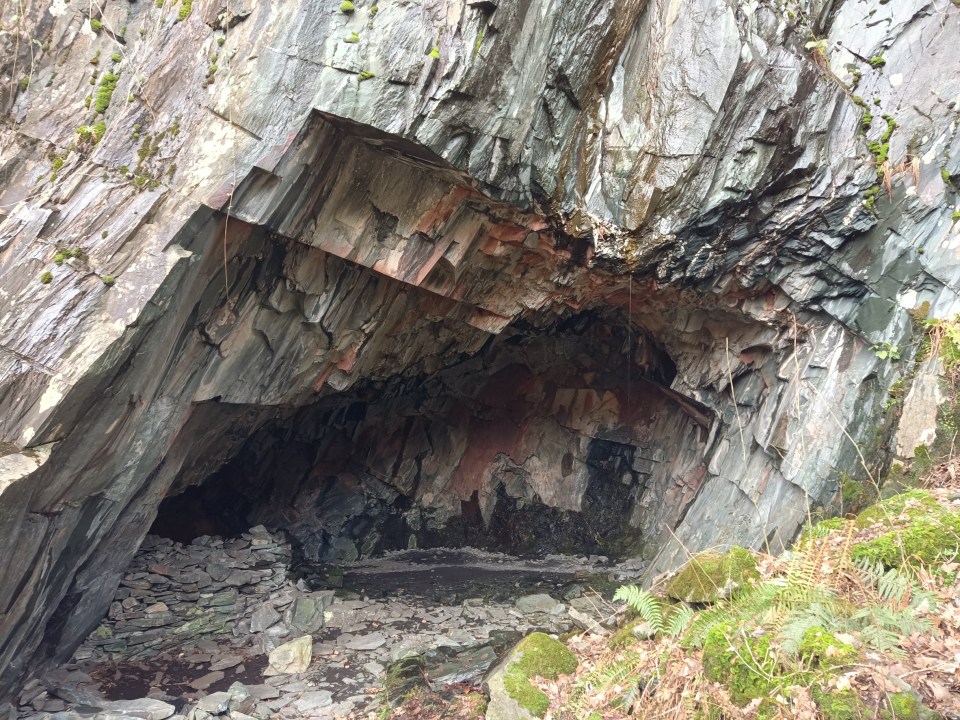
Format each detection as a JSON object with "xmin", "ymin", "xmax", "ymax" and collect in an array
[
  {"xmin": 701, "ymin": 622, "xmax": 777, "ymax": 705},
  {"xmin": 664, "ymin": 547, "xmax": 759, "ymax": 603},
  {"xmin": 812, "ymin": 687, "xmax": 866, "ymax": 720},
  {"xmin": 798, "ymin": 627, "xmax": 857, "ymax": 668},
  {"xmin": 852, "ymin": 507, "xmax": 960, "ymax": 569},
  {"xmin": 854, "ymin": 489, "xmax": 940, "ymax": 529},
  {"xmin": 485, "ymin": 632, "xmax": 577, "ymax": 719},
  {"xmin": 879, "ymin": 691, "xmax": 940, "ymax": 720}
]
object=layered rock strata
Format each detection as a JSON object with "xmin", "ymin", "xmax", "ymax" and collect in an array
[{"xmin": 0, "ymin": 0, "xmax": 959, "ymax": 700}]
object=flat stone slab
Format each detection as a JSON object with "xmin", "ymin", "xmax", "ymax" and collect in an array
[
  {"xmin": 189, "ymin": 671, "xmax": 224, "ymax": 690},
  {"xmin": 515, "ymin": 593, "xmax": 563, "ymax": 614},
  {"xmin": 292, "ymin": 691, "xmax": 333, "ymax": 713},
  {"xmin": 209, "ymin": 654, "xmax": 244, "ymax": 671},
  {"xmin": 97, "ymin": 699, "xmax": 176, "ymax": 720},
  {"xmin": 343, "ymin": 633, "xmax": 386, "ymax": 651},
  {"xmin": 196, "ymin": 692, "xmax": 232, "ymax": 713},
  {"xmin": 362, "ymin": 661, "xmax": 384, "ymax": 677}
]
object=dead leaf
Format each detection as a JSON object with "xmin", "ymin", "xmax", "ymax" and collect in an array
[{"xmin": 922, "ymin": 677, "xmax": 952, "ymax": 702}]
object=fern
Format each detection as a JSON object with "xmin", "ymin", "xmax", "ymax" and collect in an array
[
  {"xmin": 851, "ymin": 605, "xmax": 931, "ymax": 637},
  {"xmin": 858, "ymin": 624, "xmax": 906, "ymax": 658},
  {"xmin": 784, "ymin": 548, "xmax": 821, "ymax": 591},
  {"xmin": 777, "ymin": 584, "xmax": 844, "ymax": 612},
  {"xmin": 566, "ymin": 650, "xmax": 646, "ymax": 717},
  {"xmin": 779, "ymin": 602, "xmax": 842, "ymax": 654},
  {"xmin": 853, "ymin": 557, "xmax": 936, "ymax": 609},
  {"xmin": 878, "ymin": 569, "xmax": 910, "ymax": 604},
  {"xmin": 801, "ymin": 523, "xmax": 835, "ymax": 541},
  {"xmin": 684, "ymin": 582, "xmax": 781, "ymax": 648},
  {"xmin": 664, "ymin": 604, "xmax": 695, "ymax": 638},
  {"xmin": 614, "ymin": 585, "xmax": 664, "ymax": 633}
]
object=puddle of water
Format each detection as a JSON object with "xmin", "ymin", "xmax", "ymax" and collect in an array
[
  {"xmin": 300, "ymin": 547, "xmax": 605, "ymax": 604},
  {"xmin": 87, "ymin": 654, "xmax": 268, "ymax": 702}
]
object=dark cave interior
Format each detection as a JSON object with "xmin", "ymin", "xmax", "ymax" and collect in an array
[{"xmin": 149, "ymin": 307, "xmax": 708, "ymax": 565}]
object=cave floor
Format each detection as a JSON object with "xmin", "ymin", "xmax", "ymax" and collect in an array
[{"xmin": 18, "ymin": 534, "xmax": 645, "ymax": 720}]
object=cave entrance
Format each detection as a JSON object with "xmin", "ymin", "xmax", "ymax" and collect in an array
[{"xmin": 148, "ymin": 306, "xmax": 709, "ymax": 572}]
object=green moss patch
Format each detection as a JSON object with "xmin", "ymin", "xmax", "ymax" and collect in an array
[
  {"xmin": 852, "ymin": 511, "xmax": 960, "ymax": 568},
  {"xmin": 94, "ymin": 72, "xmax": 120, "ymax": 114},
  {"xmin": 665, "ymin": 547, "xmax": 759, "ymax": 603},
  {"xmin": 879, "ymin": 691, "xmax": 939, "ymax": 720},
  {"xmin": 798, "ymin": 627, "xmax": 857, "ymax": 668},
  {"xmin": 76, "ymin": 121, "xmax": 106, "ymax": 144},
  {"xmin": 855, "ymin": 489, "xmax": 941, "ymax": 529},
  {"xmin": 813, "ymin": 687, "xmax": 866, "ymax": 720},
  {"xmin": 817, "ymin": 517, "xmax": 849, "ymax": 532},
  {"xmin": 702, "ymin": 622, "xmax": 778, "ymax": 705},
  {"xmin": 502, "ymin": 633, "xmax": 577, "ymax": 718}
]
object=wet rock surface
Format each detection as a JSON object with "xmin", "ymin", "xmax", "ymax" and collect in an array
[{"xmin": 16, "ymin": 530, "xmax": 627, "ymax": 719}]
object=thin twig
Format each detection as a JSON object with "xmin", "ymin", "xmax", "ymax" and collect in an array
[{"xmin": 725, "ymin": 337, "xmax": 748, "ymax": 464}]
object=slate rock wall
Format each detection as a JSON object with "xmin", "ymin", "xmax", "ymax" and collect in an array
[{"xmin": 0, "ymin": 0, "xmax": 958, "ymax": 700}]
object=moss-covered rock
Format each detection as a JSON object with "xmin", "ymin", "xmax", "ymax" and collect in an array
[
  {"xmin": 852, "ymin": 509, "xmax": 960, "ymax": 568},
  {"xmin": 701, "ymin": 622, "xmax": 777, "ymax": 705},
  {"xmin": 855, "ymin": 489, "xmax": 940, "ymax": 529},
  {"xmin": 486, "ymin": 632, "xmax": 577, "ymax": 719},
  {"xmin": 665, "ymin": 547, "xmax": 759, "ymax": 603},
  {"xmin": 812, "ymin": 687, "xmax": 866, "ymax": 720},
  {"xmin": 879, "ymin": 691, "xmax": 940, "ymax": 720},
  {"xmin": 798, "ymin": 627, "xmax": 857, "ymax": 668}
]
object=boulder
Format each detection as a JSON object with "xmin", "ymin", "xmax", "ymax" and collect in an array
[
  {"xmin": 663, "ymin": 547, "xmax": 759, "ymax": 603},
  {"xmin": 284, "ymin": 591, "xmax": 335, "ymax": 634},
  {"xmin": 515, "ymin": 594, "xmax": 563, "ymax": 615},
  {"xmin": 485, "ymin": 633, "xmax": 577, "ymax": 720},
  {"xmin": 264, "ymin": 635, "xmax": 312, "ymax": 675},
  {"xmin": 249, "ymin": 603, "xmax": 281, "ymax": 634}
]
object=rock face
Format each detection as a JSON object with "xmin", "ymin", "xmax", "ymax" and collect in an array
[{"xmin": 0, "ymin": 0, "xmax": 959, "ymax": 700}]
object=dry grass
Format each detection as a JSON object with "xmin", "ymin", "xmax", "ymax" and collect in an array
[{"xmin": 542, "ymin": 484, "xmax": 960, "ymax": 720}]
